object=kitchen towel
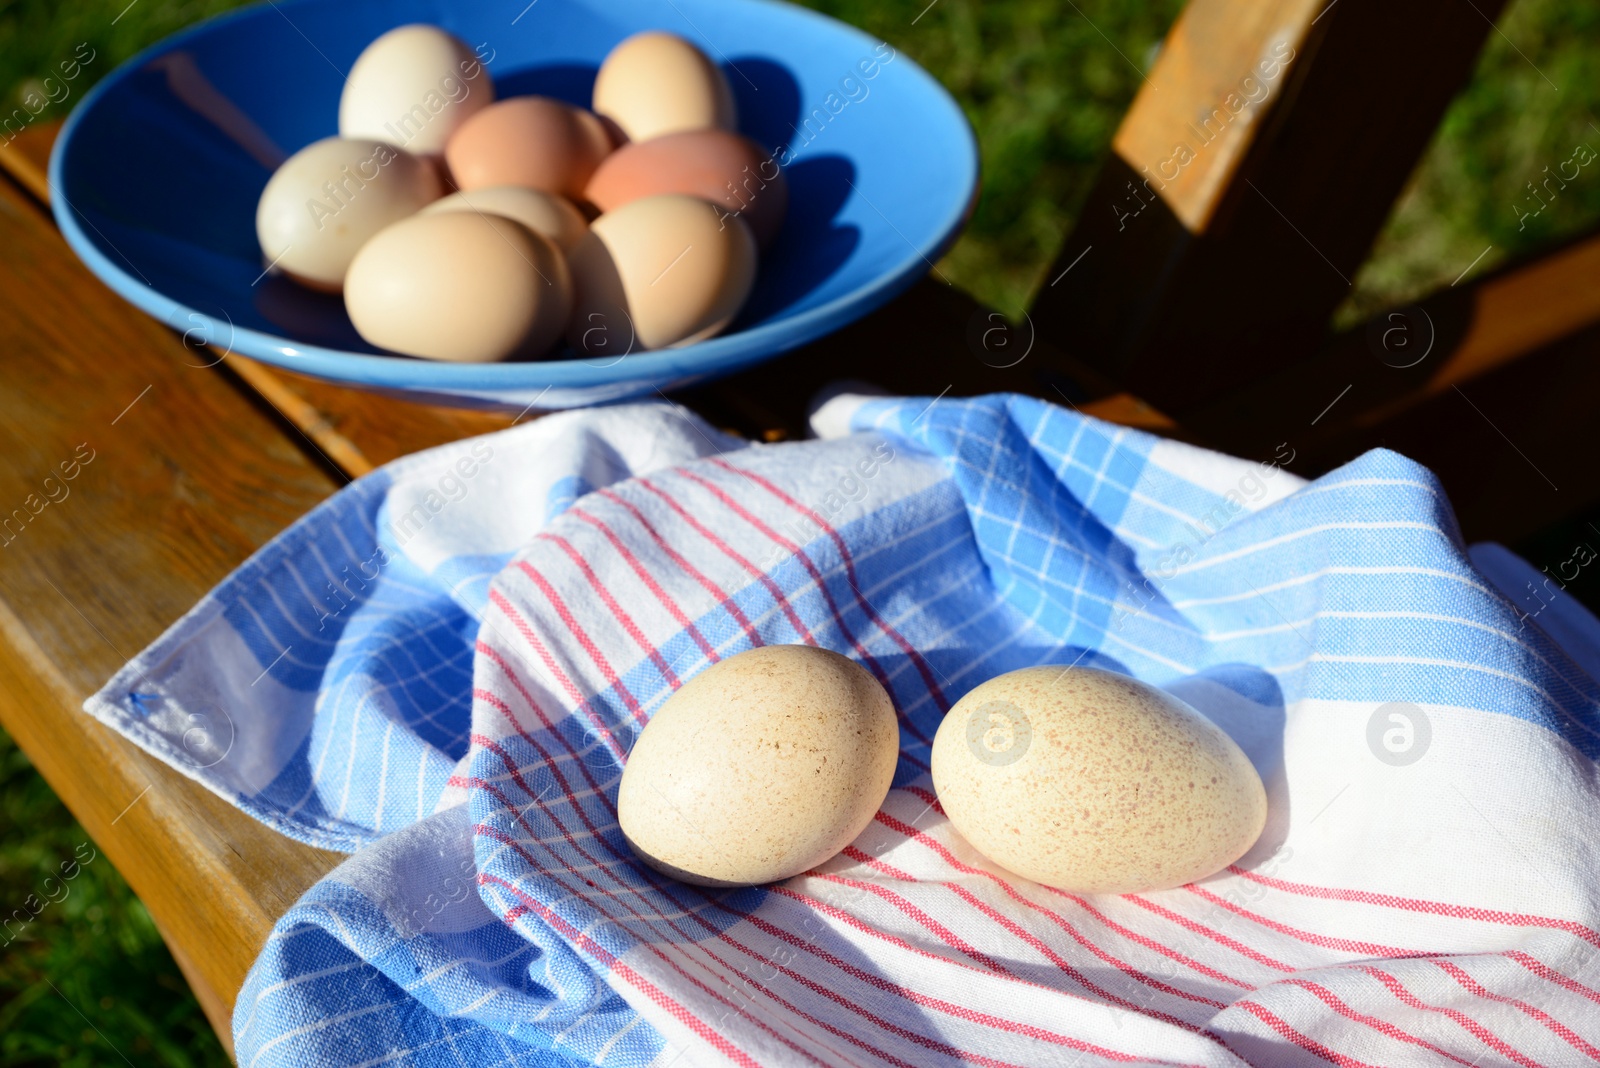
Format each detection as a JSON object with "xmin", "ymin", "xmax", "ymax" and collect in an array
[{"xmin": 88, "ymin": 393, "xmax": 1600, "ymax": 1068}]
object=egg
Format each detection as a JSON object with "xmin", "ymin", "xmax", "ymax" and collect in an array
[
  {"xmin": 592, "ymin": 31, "xmax": 735, "ymax": 143},
  {"xmin": 931, "ymin": 667, "xmax": 1267, "ymax": 894},
  {"xmin": 422, "ymin": 187, "xmax": 589, "ymax": 252},
  {"xmin": 618, "ymin": 645, "xmax": 899, "ymax": 887},
  {"xmin": 586, "ymin": 129, "xmax": 788, "ymax": 246},
  {"xmin": 256, "ymin": 137, "xmax": 443, "ymax": 292},
  {"xmin": 339, "ymin": 25, "xmax": 494, "ymax": 156},
  {"xmin": 566, "ymin": 193, "xmax": 756, "ymax": 354},
  {"xmin": 445, "ymin": 97, "xmax": 614, "ymax": 199},
  {"xmin": 343, "ymin": 212, "xmax": 572, "ymax": 362}
]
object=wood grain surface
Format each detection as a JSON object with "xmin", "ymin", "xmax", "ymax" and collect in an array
[
  {"xmin": 0, "ymin": 162, "xmax": 344, "ymax": 1051},
  {"xmin": 0, "ymin": 117, "xmax": 54, "ymax": 201}
]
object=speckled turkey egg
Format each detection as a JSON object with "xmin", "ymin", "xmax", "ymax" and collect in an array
[
  {"xmin": 618, "ymin": 645, "xmax": 900, "ymax": 887},
  {"xmin": 931, "ymin": 666, "xmax": 1267, "ymax": 894}
]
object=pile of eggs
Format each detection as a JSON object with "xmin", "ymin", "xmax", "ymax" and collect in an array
[
  {"xmin": 255, "ymin": 25, "xmax": 783, "ymax": 363},
  {"xmin": 619, "ymin": 646, "xmax": 1269, "ymax": 894}
]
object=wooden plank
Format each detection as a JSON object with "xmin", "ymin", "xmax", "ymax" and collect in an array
[
  {"xmin": 1306, "ymin": 321, "xmax": 1600, "ymax": 544},
  {"xmin": 1031, "ymin": 0, "xmax": 1510, "ymax": 415},
  {"xmin": 157, "ymin": 915, "xmax": 237, "ymax": 1052},
  {"xmin": 0, "ymin": 117, "xmax": 55, "ymax": 202},
  {"xmin": 683, "ymin": 274, "xmax": 1171, "ymax": 439},
  {"xmin": 1080, "ymin": 391, "xmax": 1181, "ymax": 433},
  {"xmin": 0, "ymin": 119, "xmax": 516, "ymax": 477},
  {"xmin": 0, "ymin": 168, "xmax": 345, "ymax": 1046},
  {"xmin": 1422, "ymin": 230, "xmax": 1600, "ymax": 392},
  {"xmin": 1184, "ymin": 227, "xmax": 1600, "ymax": 453},
  {"xmin": 1180, "ymin": 226, "xmax": 1600, "ymax": 543},
  {"xmin": 238, "ymin": 363, "xmax": 515, "ymax": 471},
  {"xmin": 1110, "ymin": 0, "xmax": 1318, "ymax": 235}
]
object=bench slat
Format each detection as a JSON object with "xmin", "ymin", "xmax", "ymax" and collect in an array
[
  {"xmin": 0, "ymin": 164, "xmax": 345, "ymax": 1053},
  {"xmin": 1185, "ymin": 226, "xmax": 1600, "ymax": 542}
]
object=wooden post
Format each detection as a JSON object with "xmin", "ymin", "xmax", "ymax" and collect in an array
[{"xmin": 1031, "ymin": 0, "xmax": 1509, "ymax": 415}]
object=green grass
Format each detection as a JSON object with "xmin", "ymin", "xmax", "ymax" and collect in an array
[
  {"xmin": 0, "ymin": 727, "xmax": 227, "ymax": 1067},
  {"xmin": 804, "ymin": 0, "xmax": 1188, "ymax": 318},
  {"xmin": 1336, "ymin": 0, "xmax": 1600, "ymax": 327},
  {"xmin": 2, "ymin": 0, "xmax": 1600, "ymax": 1059}
]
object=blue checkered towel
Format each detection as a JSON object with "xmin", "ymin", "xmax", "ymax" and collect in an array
[{"xmin": 88, "ymin": 393, "xmax": 1600, "ymax": 1067}]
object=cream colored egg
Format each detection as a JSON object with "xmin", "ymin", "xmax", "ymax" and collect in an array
[
  {"xmin": 339, "ymin": 25, "xmax": 494, "ymax": 155},
  {"xmin": 344, "ymin": 212, "xmax": 572, "ymax": 362},
  {"xmin": 422, "ymin": 187, "xmax": 589, "ymax": 252},
  {"xmin": 256, "ymin": 137, "xmax": 443, "ymax": 292},
  {"xmin": 592, "ymin": 31, "xmax": 734, "ymax": 143},
  {"xmin": 566, "ymin": 193, "xmax": 756, "ymax": 354},
  {"xmin": 931, "ymin": 667, "xmax": 1267, "ymax": 894},
  {"xmin": 618, "ymin": 645, "xmax": 900, "ymax": 887}
]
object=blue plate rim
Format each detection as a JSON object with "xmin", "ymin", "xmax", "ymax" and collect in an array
[{"xmin": 48, "ymin": 0, "xmax": 979, "ymax": 395}]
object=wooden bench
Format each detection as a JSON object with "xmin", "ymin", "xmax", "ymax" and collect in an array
[{"xmin": 2, "ymin": 0, "xmax": 1597, "ymax": 1053}]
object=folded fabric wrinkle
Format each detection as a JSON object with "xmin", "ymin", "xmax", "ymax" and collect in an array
[{"xmin": 86, "ymin": 393, "xmax": 1600, "ymax": 1068}]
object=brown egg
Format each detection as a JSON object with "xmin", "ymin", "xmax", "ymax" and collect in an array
[
  {"xmin": 585, "ymin": 129, "xmax": 788, "ymax": 246},
  {"xmin": 444, "ymin": 97, "xmax": 614, "ymax": 198},
  {"xmin": 566, "ymin": 193, "xmax": 756, "ymax": 354}
]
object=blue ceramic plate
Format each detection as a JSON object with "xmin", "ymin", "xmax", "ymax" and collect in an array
[{"xmin": 51, "ymin": 0, "xmax": 977, "ymax": 409}]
